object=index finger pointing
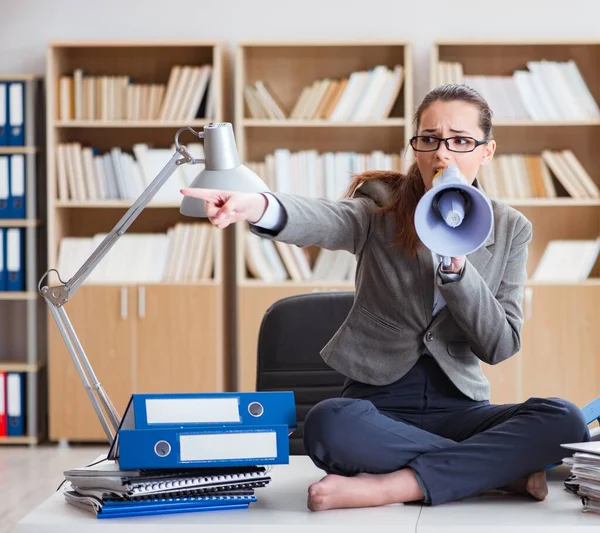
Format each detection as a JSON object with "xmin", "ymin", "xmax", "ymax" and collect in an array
[{"xmin": 180, "ymin": 188, "xmax": 223, "ymax": 201}]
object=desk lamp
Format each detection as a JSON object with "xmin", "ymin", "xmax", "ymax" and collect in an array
[{"xmin": 38, "ymin": 123, "xmax": 270, "ymax": 444}]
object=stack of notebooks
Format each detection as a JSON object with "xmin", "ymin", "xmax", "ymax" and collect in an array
[
  {"xmin": 562, "ymin": 441, "xmax": 600, "ymax": 515},
  {"xmin": 60, "ymin": 391, "xmax": 297, "ymax": 519},
  {"xmin": 63, "ymin": 458, "xmax": 272, "ymax": 519}
]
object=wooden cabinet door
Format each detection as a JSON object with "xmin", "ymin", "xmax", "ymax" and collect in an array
[
  {"xmin": 48, "ymin": 286, "xmax": 135, "ymax": 442},
  {"xmin": 135, "ymin": 284, "xmax": 224, "ymax": 394},
  {"xmin": 520, "ymin": 284, "xmax": 600, "ymax": 409}
]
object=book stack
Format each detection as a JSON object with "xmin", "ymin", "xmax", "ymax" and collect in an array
[
  {"xmin": 63, "ymin": 460, "xmax": 271, "ymax": 519},
  {"xmin": 562, "ymin": 441, "xmax": 600, "ymax": 515},
  {"xmin": 61, "ymin": 392, "xmax": 296, "ymax": 519}
]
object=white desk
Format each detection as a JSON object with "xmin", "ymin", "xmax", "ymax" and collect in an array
[{"xmin": 13, "ymin": 457, "xmax": 596, "ymax": 532}]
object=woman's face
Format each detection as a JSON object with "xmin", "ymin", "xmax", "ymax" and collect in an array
[{"xmin": 414, "ymin": 100, "xmax": 496, "ymax": 190}]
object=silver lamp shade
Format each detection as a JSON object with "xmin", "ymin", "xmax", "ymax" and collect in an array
[{"xmin": 180, "ymin": 122, "xmax": 270, "ymax": 217}]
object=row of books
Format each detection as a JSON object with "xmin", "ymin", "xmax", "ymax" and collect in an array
[
  {"xmin": 246, "ymin": 230, "xmax": 356, "ymax": 283},
  {"xmin": 437, "ymin": 59, "xmax": 600, "ymax": 120},
  {"xmin": 478, "ymin": 150, "xmax": 600, "ymax": 200},
  {"xmin": 58, "ymin": 65, "xmax": 214, "ymax": 121},
  {"xmin": 55, "ymin": 142, "xmax": 205, "ymax": 202},
  {"xmin": 246, "ymin": 149, "xmax": 407, "ymax": 201},
  {"xmin": 0, "ymin": 154, "xmax": 26, "ymax": 219},
  {"xmin": 244, "ymin": 64, "xmax": 404, "ymax": 121},
  {"xmin": 0, "ymin": 371, "xmax": 25, "ymax": 437},
  {"xmin": 56, "ymin": 223, "xmax": 217, "ymax": 284},
  {"xmin": 532, "ymin": 239, "xmax": 599, "ymax": 282}
]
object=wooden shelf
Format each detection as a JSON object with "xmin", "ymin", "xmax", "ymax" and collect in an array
[
  {"xmin": 0, "ymin": 147, "xmax": 39, "ymax": 154},
  {"xmin": 0, "ymin": 361, "xmax": 44, "ymax": 372},
  {"xmin": 0, "ymin": 219, "xmax": 41, "ymax": 227},
  {"xmin": 0, "ymin": 436, "xmax": 38, "ymax": 445},
  {"xmin": 55, "ymin": 201, "xmax": 182, "ymax": 208},
  {"xmin": 526, "ymin": 279, "xmax": 600, "ymax": 287},
  {"xmin": 242, "ymin": 119, "xmax": 406, "ymax": 128},
  {"xmin": 0, "ymin": 292, "xmax": 38, "ymax": 301},
  {"xmin": 493, "ymin": 119, "xmax": 600, "ymax": 127},
  {"xmin": 503, "ymin": 198, "xmax": 600, "ymax": 207},
  {"xmin": 56, "ymin": 120, "xmax": 212, "ymax": 128},
  {"xmin": 239, "ymin": 279, "xmax": 354, "ymax": 289}
]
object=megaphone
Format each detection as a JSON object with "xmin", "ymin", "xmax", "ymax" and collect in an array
[{"xmin": 414, "ymin": 163, "xmax": 493, "ymax": 268}]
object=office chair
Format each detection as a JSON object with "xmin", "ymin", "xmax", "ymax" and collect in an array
[{"xmin": 255, "ymin": 291, "xmax": 353, "ymax": 455}]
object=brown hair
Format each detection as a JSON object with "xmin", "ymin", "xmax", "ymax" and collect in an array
[{"xmin": 345, "ymin": 83, "xmax": 493, "ymax": 254}]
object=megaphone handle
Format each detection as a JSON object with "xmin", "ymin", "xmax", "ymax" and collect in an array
[{"xmin": 442, "ymin": 256, "xmax": 452, "ymax": 268}]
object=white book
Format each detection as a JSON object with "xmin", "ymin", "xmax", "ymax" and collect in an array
[{"xmin": 533, "ymin": 239, "xmax": 600, "ymax": 282}]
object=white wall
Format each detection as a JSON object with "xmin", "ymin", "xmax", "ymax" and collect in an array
[{"xmin": 1, "ymin": 0, "xmax": 599, "ymax": 103}]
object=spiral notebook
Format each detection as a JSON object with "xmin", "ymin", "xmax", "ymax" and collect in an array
[
  {"xmin": 64, "ymin": 491, "xmax": 256, "ymax": 519},
  {"xmin": 65, "ymin": 461, "xmax": 271, "ymax": 497}
]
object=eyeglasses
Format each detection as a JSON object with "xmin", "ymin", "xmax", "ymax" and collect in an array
[{"xmin": 410, "ymin": 136, "xmax": 489, "ymax": 153}]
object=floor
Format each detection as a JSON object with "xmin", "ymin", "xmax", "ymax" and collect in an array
[{"xmin": 0, "ymin": 443, "xmax": 107, "ymax": 533}]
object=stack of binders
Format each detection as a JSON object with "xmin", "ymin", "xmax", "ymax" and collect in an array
[{"xmin": 62, "ymin": 391, "xmax": 297, "ymax": 518}]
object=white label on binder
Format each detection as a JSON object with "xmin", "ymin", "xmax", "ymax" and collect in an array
[
  {"xmin": 9, "ymin": 83, "xmax": 23, "ymax": 126},
  {"xmin": 145, "ymin": 398, "xmax": 240, "ymax": 424},
  {"xmin": 10, "ymin": 155, "xmax": 24, "ymax": 196},
  {"xmin": 6, "ymin": 229, "xmax": 20, "ymax": 272},
  {"xmin": 179, "ymin": 431, "xmax": 277, "ymax": 462},
  {"xmin": 7, "ymin": 374, "xmax": 21, "ymax": 416},
  {"xmin": 0, "ymin": 157, "xmax": 8, "ymax": 200},
  {"xmin": 0, "ymin": 84, "xmax": 5, "ymax": 124}
]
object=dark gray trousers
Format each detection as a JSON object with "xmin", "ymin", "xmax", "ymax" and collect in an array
[{"xmin": 303, "ymin": 354, "xmax": 590, "ymax": 506}]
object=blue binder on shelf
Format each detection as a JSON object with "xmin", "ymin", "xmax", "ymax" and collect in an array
[
  {"xmin": 5, "ymin": 227, "xmax": 24, "ymax": 291},
  {"xmin": 9, "ymin": 154, "xmax": 25, "ymax": 219},
  {"xmin": 0, "ymin": 228, "xmax": 5, "ymax": 291},
  {"xmin": 0, "ymin": 83, "xmax": 7, "ymax": 146},
  {"xmin": 0, "ymin": 155, "xmax": 9, "ymax": 217},
  {"xmin": 117, "ymin": 424, "xmax": 290, "ymax": 470},
  {"xmin": 6, "ymin": 372, "xmax": 25, "ymax": 436},
  {"xmin": 122, "ymin": 391, "xmax": 297, "ymax": 430},
  {"xmin": 8, "ymin": 82, "xmax": 24, "ymax": 147}
]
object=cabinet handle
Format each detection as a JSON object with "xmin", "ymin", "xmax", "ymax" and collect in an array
[
  {"xmin": 138, "ymin": 286, "xmax": 146, "ymax": 319},
  {"xmin": 524, "ymin": 287, "xmax": 533, "ymax": 321},
  {"xmin": 120, "ymin": 287, "xmax": 127, "ymax": 320}
]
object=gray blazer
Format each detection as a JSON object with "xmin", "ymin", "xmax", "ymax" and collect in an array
[{"xmin": 250, "ymin": 179, "xmax": 533, "ymax": 401}]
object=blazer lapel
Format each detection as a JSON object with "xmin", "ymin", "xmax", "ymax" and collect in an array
[
  {"xmin": 466, "ymin": 220, "xmax": 495, "ymax": 274},
  {"xmin": 416, "ymin": 244, "xmax": 434, "ymax": 324}
]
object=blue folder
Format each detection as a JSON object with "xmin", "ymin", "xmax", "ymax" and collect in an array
[
  {"xmin": 117, "ymin": 424, "xmax": 290, "ymax": 470},
  {"xmin": 9, "ymin": 154, "xmax": 25, "ymax": 219},
  {"xmin": 0, "ymin": 83, "xmax": 7, "ymax": 146},
  {"xmin": 5, "ymin": 228, "xmax": 24, "ymax": 292},
  {"xmin": 7, "ymin": 82, "xmax": 24, "ymax": 147}
]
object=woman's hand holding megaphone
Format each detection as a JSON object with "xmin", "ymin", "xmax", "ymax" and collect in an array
[
  {"xmin": 180, "ymin": 188, "xmax": 268, "ymax": 229},
  {"xmin": 440, "ymin": 255, "xmax": 466, "ymax": 274}
]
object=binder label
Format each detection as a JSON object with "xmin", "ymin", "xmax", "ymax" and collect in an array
[
  {"xmin": 145, "ymin": 397, "xmax": 240, "ymax": 424},
  {"xmin": 179, "ymin": 430, "xmax": 277, "ymax": 462}
]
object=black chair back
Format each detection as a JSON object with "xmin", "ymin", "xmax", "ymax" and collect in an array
[{"xmin": 255, "ymin": 291, "xmax": 353, "ymax": 454}]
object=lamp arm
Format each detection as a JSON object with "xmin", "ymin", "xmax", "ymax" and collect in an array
[{"xmin": 37, "ymin": 126, "xmax": 205, "ymax": 444}]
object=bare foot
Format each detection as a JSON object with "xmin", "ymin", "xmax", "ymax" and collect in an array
[
  {"xmin": 500, "ymin": 471, "xmax": 548, "ymax": 501},
  {"xmin": 307, "ymin": 469, "xmax": 424, "ymax": 512}
]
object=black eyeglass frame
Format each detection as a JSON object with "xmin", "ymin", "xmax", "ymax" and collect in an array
[{"xmin": 409, "ymin": 135, "xmax": 490, "ymax": 153}]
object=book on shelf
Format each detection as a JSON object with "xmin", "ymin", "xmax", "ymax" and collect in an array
[
  {"xmin": 478, "ymin": 150, "xmax": 600, "ymax": 200},
  {"xmin": 55, "ymin": 141, "xmax": 205, "ymax": 202},
  {"xmin": 244, "ymin": 64, "xmax": 404, "ymax": 121},
  {"xmin": 0, "ymin": 371, "xmax": 25, "ymax": 437},
  {"xmin": 436, "ymin": 59, "xmax": 600, "ymax": 121},
  {"xmin": 58, "ymin": 64, "xmax": 214, "ymax": 121},
  {"xmin": 532, "ymin": 239, "xmax": 600, "ymax": 282},
  {"xmin": 246, "ymin": 148, "xmax": 408, "ymax": 201},
  {"xmin": 56, "ymin": 222, "xmax": 217, "ymax": 284}
]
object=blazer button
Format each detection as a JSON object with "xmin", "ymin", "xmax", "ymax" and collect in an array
[{"xmin": 426, "ymin": 332, "xmax": 434, "ymax": 342}]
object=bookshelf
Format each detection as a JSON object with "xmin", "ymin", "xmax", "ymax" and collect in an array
[
  {"xmin": 432, "ymin": 40, "xmax": 600, "ymax": 408},
  {"xmin": 234, "ymin": 40, "xmax": 413, "ymax": 391},
  {"xmin": 0, "ymin": 75, "xmax": 45, "ymax": 445},
  {"xmin": 45, "ymin": 41, "xmax": 226, "ymax": 442}
]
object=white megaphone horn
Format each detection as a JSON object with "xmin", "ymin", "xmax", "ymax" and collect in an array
[{"xmin": 414, "ymin": 163, "xmax": 493, "ymax": 268}]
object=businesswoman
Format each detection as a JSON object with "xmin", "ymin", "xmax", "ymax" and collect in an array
[{"xmin": 181, "ymin": 84, "xmax": 590, "ymax": 511}]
